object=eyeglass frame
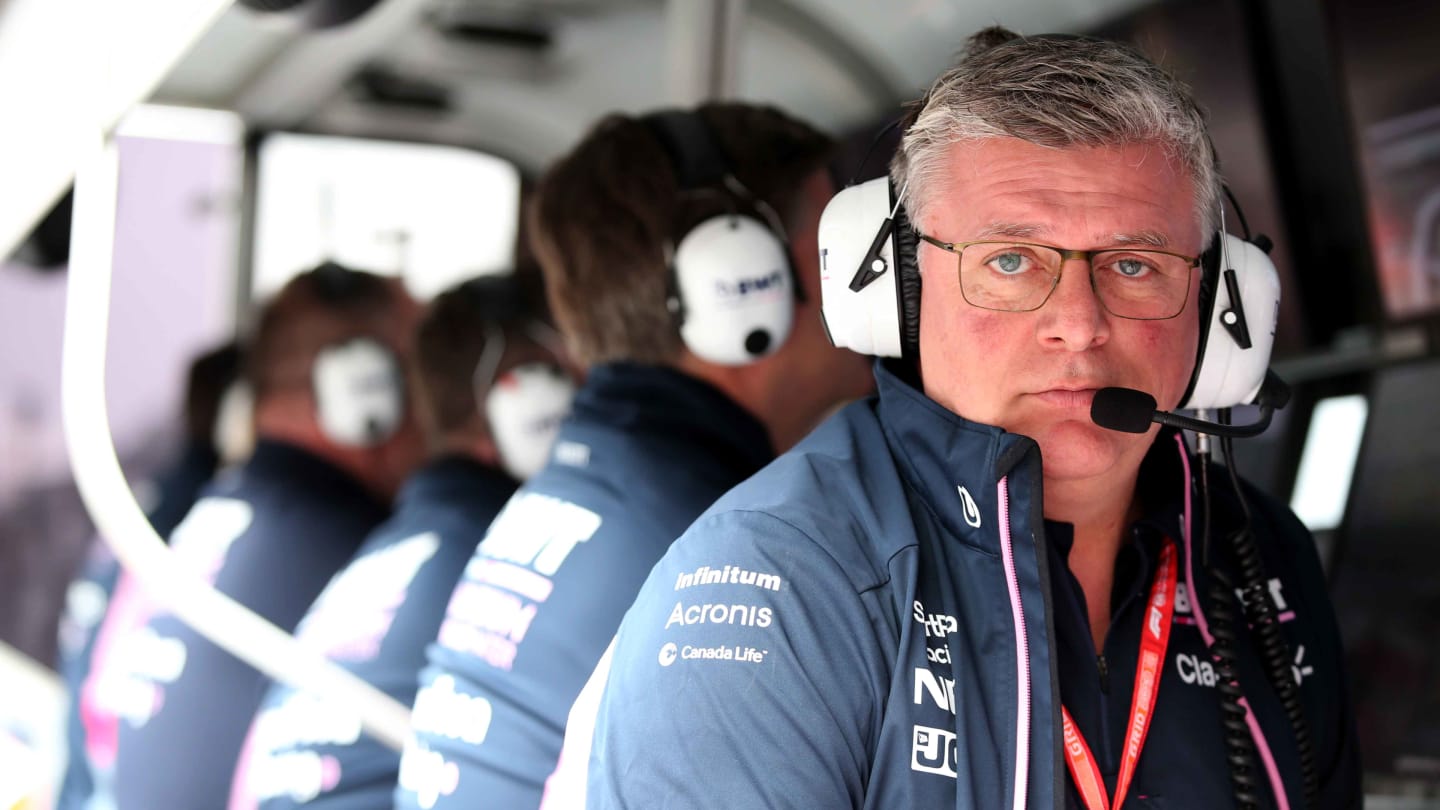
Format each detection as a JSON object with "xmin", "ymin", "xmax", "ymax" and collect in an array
[{"xmin": 914, "ymin": 232, "xmax": 1202, "ymax": 321}]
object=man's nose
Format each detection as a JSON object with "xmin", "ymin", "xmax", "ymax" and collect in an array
[{"xmin": 1037, "ymin": 258, "xmax": 1109, "ymax": 351}]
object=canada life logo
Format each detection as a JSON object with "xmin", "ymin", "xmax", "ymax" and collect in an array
[{"xmin": 659, "ymin": 642, "xmax": 678, "ymax": 667}]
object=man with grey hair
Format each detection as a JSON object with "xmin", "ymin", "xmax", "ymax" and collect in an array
[{"xmin": 578, "ymin": 27, "xmax": 1360, "ymax": 808}]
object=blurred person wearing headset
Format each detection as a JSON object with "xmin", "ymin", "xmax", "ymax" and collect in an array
[
  {"xmin": 57, "ymin": 340, "xmax": 249, "ymax": 810},
  {"xmin": 391, "ymin": 103, "xmax": 874, "ymax": 810},
  {"xmin": 90, "ymin": 262, "xmax": 425, "ymax": 810},
  {"xmin": 579, "ymin": 29, "xmax": 1361, "ymax": 810},
  {"xmin": 227, "ymin": 271, "xmax": 576, "ymax": 810}
]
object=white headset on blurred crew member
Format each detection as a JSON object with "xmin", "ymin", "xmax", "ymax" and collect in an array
[
  {"xmin": 471, "ymin": 317, "xmax": 576, "ymax": 481},
  {"xmin": 643, "ymin": 110, "xmax": 803, "ymax": 367}
]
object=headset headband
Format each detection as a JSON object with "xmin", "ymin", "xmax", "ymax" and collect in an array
[
  {"xmin": 643, "ymin": 110, "xmax": 792, "ymax": 248},
  {"xmin": 642, "ymin": 110, "xmax": 734, "ymax": 191},
  {"xmin": 472, "ymin": 321, "xmax": 565, "ymax": 394}
]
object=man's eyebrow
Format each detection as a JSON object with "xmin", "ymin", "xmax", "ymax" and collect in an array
[
  {"xmin": 1107, "ymin": 230, "xmax": 1171, "ymax": 248},
  {"xmin": 972, "ymin": 223, "xmax": 1175, "ymax": 248},
  {"xmin": 976, "ymin": 222, "xmax": 1044, "ymax": 239}
]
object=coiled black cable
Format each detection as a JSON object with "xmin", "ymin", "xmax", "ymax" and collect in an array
[
  {"xmin": 1210, "ymin": 567, "xmax": 1266, "ymax": 808},
  {"xmin": 1220, "ymin": 429, "xmax": 1319, "ymax": 807},
  {"xmin": 1200, "ymin": 452, "xmax": 1266, "ymax": 808}
]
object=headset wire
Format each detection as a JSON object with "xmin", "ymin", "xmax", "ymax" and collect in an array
[
  {"xmin": 1199, "ymin": 429, "xmax": 1266, "ymax": 808},
  {"xmin": 1218, "ymin": 413, "xmax": 1320, "ymax": 807}
]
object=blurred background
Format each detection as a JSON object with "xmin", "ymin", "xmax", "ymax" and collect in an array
[{"xmin": 0, "ymin": 0, "xmax": 1437, "ymax": 806}]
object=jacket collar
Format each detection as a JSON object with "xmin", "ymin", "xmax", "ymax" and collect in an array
[
  {"xmin": 1132, "ymin": 429, "xmax": 1192, "ymax": 543},
  {"xmin": 873, "ymin": 359, "xmax": 1041, "ymax": 553},
  {"xmin": 244, "ymin": 439, "xmax": 384, "ymax": 509},
  {"xmin": 570, "ymin": 362, "xmax": 775, "ymax": 478},
  {"xmin": 873, "ymin": 357, "xmax": 1197, "ymax": 561},
  {"xmin": 397, "ymin": 455, "xmax": 516, "ymax": 509}
]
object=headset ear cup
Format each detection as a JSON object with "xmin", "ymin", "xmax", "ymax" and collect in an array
[
  {"xmin": 1180, "ymin": 233, "xmax": 1224, "ymax": 406},
  {"xmin": 1182, "ymin": 233, "xmax": 1280, "ymax": 409},
  {"xmin": 891, "ymin": 202, "xmax": 923, "ymax": 359},
  {"xmin": 1198, "ymin": 233, "xmax": 1222, "ymax": 315},
  {"xmin": 484, "ymin": 363, "xmax": 577, "ymax": 480},
  {"xmin": 312, "ymin": 339, "xmax": 405, "ymax": 447},
  {"xmin": 816, "ymin": 176, "xmax": 902, "ymax": 357},
  {"xmin": 671, "ymin": 215, "xmax": 794, "ymax": 365}
]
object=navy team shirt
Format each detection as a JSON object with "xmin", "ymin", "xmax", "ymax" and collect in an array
[
  {"xmin": 394, "ymin": 363, "xmax": 774, "ymax": 810},
  {"xmin": 108, "ymin": 441, "xmax": 389, "ymax": 809},
  {"xmin": 581, "ymin": 360, "xmax": 1359, "ymax": 809},
  {"xmin": 1048, "ymin": 440, "xmax": 1362, "ymax": 808},
  {"xmin": 229, "ymin": 456, "xmax": 516, "ymax": 810},
  {"xmin": 56, "ymin": 439, "xmax": 220, "ymax": 810}
]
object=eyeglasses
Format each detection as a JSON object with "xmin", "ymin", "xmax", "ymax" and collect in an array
[{"xmin": 915, "ymin": 234, "xmax": 1201, "ymax": 320}]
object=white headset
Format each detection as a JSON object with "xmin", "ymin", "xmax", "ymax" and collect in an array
[
  {"xmin": 644, "ymin": 110, "xmax": 797, "ymax": 366},
  {"xmin": 817, "ymin": 176, "xmax": 1281, "ymax": 411},
  {"xmin": 472, "ymin": 322, "xmax": 576, "ymax": 480},
  {"xmin": 1183, "ymin": 215, "xmax": 1281, "ymax": 410},
  {"xmin": 311, "ymin": 337, "xmax": 406, "ymax": 447}
]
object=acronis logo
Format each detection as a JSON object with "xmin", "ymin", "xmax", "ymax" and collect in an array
[{"xmin": 714, "ymin": 269, "xmax": 785, "ymax": 297}]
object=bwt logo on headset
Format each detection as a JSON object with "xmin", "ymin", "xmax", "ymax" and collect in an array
[{"xmin": 714, "ymin": 269, "xmax": 787, "ymax": 299}]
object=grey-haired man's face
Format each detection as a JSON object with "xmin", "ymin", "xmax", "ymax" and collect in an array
[{"xmin": 914, "ymin": 137, "xmax": 1204, "ymax": 488}]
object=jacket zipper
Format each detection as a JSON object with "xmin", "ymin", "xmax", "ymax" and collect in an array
[{"xmin": 996, "ymin": 477, "xmax": 1030, "ymax": 810}]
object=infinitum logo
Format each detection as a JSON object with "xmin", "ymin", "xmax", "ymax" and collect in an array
[
  {"xmin": 658, "ymin": 642, "xmax": 678, "ymax": 667},
  {"xmin": 674, "ymin": 565, "xmax": 783, "ymax": 592}
]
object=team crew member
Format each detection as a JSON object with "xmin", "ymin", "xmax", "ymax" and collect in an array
[
  {"xmin": 58, "ymin": 341, "xmax": 247, "ymax": 810},
  {"xmin": 583, "ymin": 30, "xmax": 1361, "ymax": 808},
  {"xmin": 393, "ymin": 104, "xmax": 874, "ymax": 810},
  {"xmin": 228, "ymin": 274, "xmax": 576, "ymax": 810},
  {"xmin": 97, "ymin": 263, "xmax": 425, "ymax": 809}
]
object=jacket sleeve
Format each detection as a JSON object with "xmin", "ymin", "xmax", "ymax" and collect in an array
[
  {"xmin": 1295, "ymin": 545, "xmax": 1364, "ymax": 810},
  {"xmin": 1314, "ymin": 667, "xmax": 1364, "ymax": 810},
  {"xmin": 1252, "ymin": 488, "xmax": 1363, "ymax": 809},
  {"xmin": 585, "ymin": 508, "xmax": 888, "ymax": 809}
]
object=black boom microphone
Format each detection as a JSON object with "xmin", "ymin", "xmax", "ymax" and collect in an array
[{"xmin": 1090, "ymin": 372, "xmax": 1291, "ymax": 439}]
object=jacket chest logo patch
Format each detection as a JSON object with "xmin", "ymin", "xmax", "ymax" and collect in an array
[
  {"xmin": 1291, "ymin": 645, "xmax": 1314, "ymax": 685},
  {"xmin": 956, "ymin": 486, "xmax": 982, "ymax": 528},
  {"xmin": 912, "ymin": 725, "xmax": 959, "ymax": 779}
]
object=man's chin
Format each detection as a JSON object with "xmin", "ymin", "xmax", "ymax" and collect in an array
[{"xmin": 1026, "ymin": 419, "xmax": 1144, "ymax": 481}]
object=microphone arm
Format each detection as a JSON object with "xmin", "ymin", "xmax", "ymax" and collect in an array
[
  {"xmin": 1149, "ymin": 404, "xmax": 1274, "ymax": 438},
  {"xmin": 1090, "ymin": 373, "xmax": 1289, "ymax": 439}
]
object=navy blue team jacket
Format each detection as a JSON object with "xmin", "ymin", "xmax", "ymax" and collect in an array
[
  {"xmin": 56, "ymin": 440, "xmax": 220, "ymax": 810},
  {"xmin": 229, "ymin": 456, "xmax": 517, "ymax": 810},
  {"xmin": 394, "ymin": 363, "xmax": 774, "ymax": 810},
  {"xmin": 109, "ymin": 441, "xmax": 389, "ymax": 809},
  {"xmin": 587, "ymin": 361, "xmax": 1361, "ymax": 809}
]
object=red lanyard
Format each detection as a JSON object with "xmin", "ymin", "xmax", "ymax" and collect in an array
[{"xmin": 1061, "ymin": 538, "xmax": 1177, "ymax": 810}]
